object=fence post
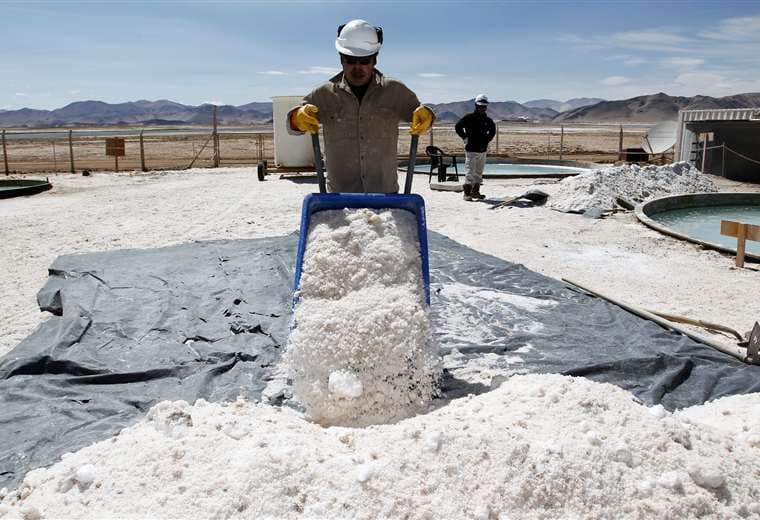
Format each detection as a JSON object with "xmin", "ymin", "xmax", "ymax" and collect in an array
[
  {"xmin": 559, "ymin": 125, "xmax": 564, "ymax": 161},
  {"xmin": 701, "ymin": 136, "xmax": 708, "ymax": 173},
  {"xmin": 429, "ymin": 124, "xmax": 434, "ymax": 147},
  {"xmin": 547, "ymin": 133, "xmax": 551, "ymax": 160},
  {"xmin": 618, "ymin": 125, "xmax": 624, "ymax": 161},
  {"xmin": 53, "ymin": 141, "xmax": 57, "ymax": 172},
  {"xmin": 722, "ymin": 143, "xmax": 725, "ymax": 177},
  {"xmin": 68, "ymin": 129, "xmax": 75, "ymax": 173},
  {"xmin": 212, "ymin": 105, "xmax": 220, "ymax": 168},
  {"xmin": 2, "ymin": 130, "xmax": 8, "ymax": 175},
  {"xmin": 140, "ymin": 131, "xmax": 147, "ymax": 171},
  {"xmin": 495, "ymin": 122, "xmax": 499, "ymax": 154}
]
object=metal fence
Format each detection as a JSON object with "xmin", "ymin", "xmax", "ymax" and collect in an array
[
  {"xmin": 2, "ymin": 122, "xmax": 653, "ymax": 175},
  {"xmin": 1, "ymin": 129, "xmax": 274, "ymax": 174}
]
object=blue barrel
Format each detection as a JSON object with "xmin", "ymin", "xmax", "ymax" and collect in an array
[{"xmin": 293, "ymin": 193, "xmax": 431, "ymax": 306}]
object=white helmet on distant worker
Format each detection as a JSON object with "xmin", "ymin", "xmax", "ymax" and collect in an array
[
  {"xmin": 475, "ymin": 94, "xmax": 489, "ymax": 106},
  {"xmin": 335, "ymin": 19, "xmax": 383, "ymax": 57}
]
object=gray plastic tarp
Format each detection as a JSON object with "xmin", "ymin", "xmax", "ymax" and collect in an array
[{"xmin": 1, "ymin": 232, "xmax": 758, "ymax": 489}]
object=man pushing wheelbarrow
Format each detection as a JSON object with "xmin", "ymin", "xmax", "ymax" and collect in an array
[{"xmin": 287, "ymin": 19, "xmax": 435, "ymax": 193}]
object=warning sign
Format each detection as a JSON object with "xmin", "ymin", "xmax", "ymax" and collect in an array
[{"xmin": 105, "ymin": 138, "xmax": 126, "ymax": 157}]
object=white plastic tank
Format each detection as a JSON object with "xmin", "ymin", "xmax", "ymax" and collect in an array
[{"xmin": 272, "ymin": 95, "xmax": 314, "ymax": 168}]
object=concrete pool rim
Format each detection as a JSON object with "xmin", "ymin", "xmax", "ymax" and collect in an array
[
  {"xmin": 403, "ymin": 157, "xmax": 601, "ymax": 178},
  {"xmin": 0, "ymin": 179, "xmax": 53, "ymax": 199},
  {"xmin": 636, "ymin": 192, "xmax": 760, "ymax": 262}
]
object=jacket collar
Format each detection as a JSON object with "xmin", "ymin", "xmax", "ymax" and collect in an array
[{"xmin": 331, "ymin": 69, "xmax": 385, "ymax": 94}]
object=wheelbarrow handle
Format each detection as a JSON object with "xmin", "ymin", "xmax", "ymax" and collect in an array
[
  {"xmin": 404, "ymin": 134, "xmax": 419, "ymax": 195},
  {"xmin": 311, "ymin": 133, "xmax": 327, "ymax": 194}
]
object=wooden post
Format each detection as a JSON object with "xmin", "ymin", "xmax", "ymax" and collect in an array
[
  {"xmin": 495, "ymin": 122, "xmax": 499, "ymax": 154},
  {"xmin": 140, "ymin": 131, "xmax": 147, "ymax": 171},
  {"xmin": 736, "ymin": 223, "xmax": 747, "ymax": 268},
  {"xmin": 547, "ymin": 133, "xmax": 551, "ymax": 160},
  {"xmin": 429, "ymin": 123, "xmax": 434, "ymax": 147},
  {"xmin": 721, "ymin": 219, "xmax": 760, "ymax": 268},
  {"xmin": 114, "ymin": 154, "xmax": 119, "ymax": 172},
  {"xmin": 68, "ymin": 129, "xmax": 75, "ymax": 173},
  {"xmin": 212, "ymin": 105, "xmax": 220, "ymax": 168},
  {"xmin": 618, "ymin": 125, "xmax": 624, "ymax": 161},
  {"xmin": 53, "ymin": 141, "xmax": 57, "ymax": 172},
  {"xmin": 559, "ymin": 125, "xmax": 564, "ymax": 161},
  {"xmin": 2, "ymin": 130, "xmax": 8, "ymax": 175},
  {"xmin": 701, "ymin": 135, "xmax": 708, "ymax": 173}
]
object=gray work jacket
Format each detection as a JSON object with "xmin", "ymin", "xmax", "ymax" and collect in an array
[{"xmin": 290, "ymin": 70, "xmax": 420, "ymax": 193}]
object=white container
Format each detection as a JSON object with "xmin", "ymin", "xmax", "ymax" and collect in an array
[{"xmin": 272, "ymin": 95, "xmax": 313, "ymax": 168}]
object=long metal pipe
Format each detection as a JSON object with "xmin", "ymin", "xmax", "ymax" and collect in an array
[
  {"xmin": 404, "ymin": 134, "xmax": 419, "ymax": 194},
  {"xmin": 562, "ymin": 277, "xmax": 751, "ymax": 364},
  {"xmin": 311, "ymin": 133, "xmax": 326, "ymax": 193}
]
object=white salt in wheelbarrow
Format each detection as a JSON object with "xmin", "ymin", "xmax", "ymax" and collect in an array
[{"xmin": 293, "ymin": 134, "xmax": 431, "ymax": 305}]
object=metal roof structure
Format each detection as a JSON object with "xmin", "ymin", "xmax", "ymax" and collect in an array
[
  {"xmin": 676, "ymin": 107, "xmax": 760, "ymax": 163},
  {"xmin": 679, "ymin": 108, "xmax": 760, "ymax": 122}
]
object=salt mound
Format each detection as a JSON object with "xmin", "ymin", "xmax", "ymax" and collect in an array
[
  {"xmin": 286, "ymin": 208, "xmax": 440, "ymax": 427},
  {"xmin": 549, "ymin": 162, "xmax": 718, "ymax": 214},
  {"xmin": 4, "ymin": 374, "xmax": 760, "ymax": 519}
]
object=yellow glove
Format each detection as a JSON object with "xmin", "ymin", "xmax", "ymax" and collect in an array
[
  {"xmin": 293, "ymin": 104, "xmax": 320, "ymax": 134},
  {"xmin": 410, "ymin": 106, "xmax": 434, "ymax": 136}
]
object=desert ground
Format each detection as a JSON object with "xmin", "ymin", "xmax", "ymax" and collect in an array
[{"xmin": 2, "ymin": 163, "xmax": 760, "ymax": 518}]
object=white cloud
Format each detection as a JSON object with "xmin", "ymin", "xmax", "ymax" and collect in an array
[
  {"xmin": 298, "ymin": 66, "xmax": 340, "ymax": 75},
  {"xmin": 418, "ymin": 73, "xmax": 446, "ymax": 78},
  {"xmin": 69, "ymin": 89, "xmax": 81, "ymax": 94},
  {"xmin": 610, "ymin": 30, "xmax": 691, "ymax": 52},
  {"xmin": 202, "ymin": 100, "xmax": 224, "ymax": 106},
  {"xmin": 700, "ymin": 15, "xmax": 760, "ymax": 41},
  {"xmin": 661, "ymin": 57, "xmax": 705, "ymax": 67},
  {"xmin": 606, "ymin": 55, "xmax": 648, "ymax": 66},
  {"xmin": 560, "ymin": 27, "xmax": 694, "ymax": 54},
  {"xmin": 600, "ymin": 76, "xmax": 631, "ymax": 86},
  {"xmin": 623, "ymin": 57, "xmax": 648, "ymax": 66},
  {"xmin": 671, "ymin": 71, "xmax": 760, "ymax": 96},
  {"xmin": 15, "ymin": 92, "xmax": 27, "ymax": 97},
  {"xmin": 259, "ymin": 70, "xmax": 287, "ymax": 76}
]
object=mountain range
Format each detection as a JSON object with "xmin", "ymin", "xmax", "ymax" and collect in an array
[
  {"xmin": 1, "ymin": 93, "xmax": 759, "ymax": 127},
  {"xmin": 553, "ymin": 92, "xmax": 760, "ymax": 123},
  {"xmin": 523, "ymin": 98, "xmax": 605, "ymax": 113}
]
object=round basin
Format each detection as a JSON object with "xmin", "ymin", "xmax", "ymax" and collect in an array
[
  {"xmin": 637, "ymin": 193, "xmax": 760, "ymax": 261},
  {"xmin": 409, "ymin": 158, "xmax": 598, "ymax": 179},
  {"xmin": 0, "ymin": 179, "xmax": 52, "ymax": 199}
]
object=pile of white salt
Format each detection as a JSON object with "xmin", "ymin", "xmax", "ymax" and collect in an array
[
  {"xmin": 285, "ymin": 207, "xmax": 440, "ymax": 427},
  {"xmin": 3, "ymin": 374, "xmax": 760, "ymax": 519},
  {"xmin": 549, "ymin": 161, "xmax": 718, "ymax": 213}
]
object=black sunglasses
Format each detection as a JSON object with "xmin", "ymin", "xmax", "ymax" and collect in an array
[{"xmin": 342, "ymin": 55, "xmax": 374, "ymax": 65}]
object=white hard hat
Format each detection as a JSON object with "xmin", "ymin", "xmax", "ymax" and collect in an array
[
  {"xmin": 335, "ymin": 19, "xmax": 383, "ymax": 57},
  {"xmin": 475, "ymin": 94, "xmax": 489, "ymax": 106}
]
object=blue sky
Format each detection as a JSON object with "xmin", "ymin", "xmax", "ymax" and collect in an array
[{"xmin": 2, "ymin": 0, "xmax": 760, "ymax": 110}]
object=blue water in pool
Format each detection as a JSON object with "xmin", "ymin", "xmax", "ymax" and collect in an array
[{"xmin": 652, "ymin": 205, "xmax": 760, "ymax": 255}]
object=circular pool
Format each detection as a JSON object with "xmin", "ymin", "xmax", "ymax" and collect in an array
[
  {"xmin": 411, "ymin": 158, "xmax": 598, "ymax": 179},
  {"xmin": 479, "ymin": 163, "xmax": 590, "ymax": 176},
  {"xmin": 0, "ymin": 179, "xmax": 52, "ymax": 199},
  {"xmin": 637, "ymin": 193, "xmax": 760, "ymax": 261}
]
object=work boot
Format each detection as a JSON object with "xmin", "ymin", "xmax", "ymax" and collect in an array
[
  {"xmin": 472, "ymin": 183, "xmax": 486, "ymax": 200},
  {"xmin": 463, "ymin": 183, "xmax": 472, "ymax": 201}
]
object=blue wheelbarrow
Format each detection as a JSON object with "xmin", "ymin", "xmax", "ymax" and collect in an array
[{"xmin": 293, "ymin": 133, "xmax": 430, "ymax": 305}]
